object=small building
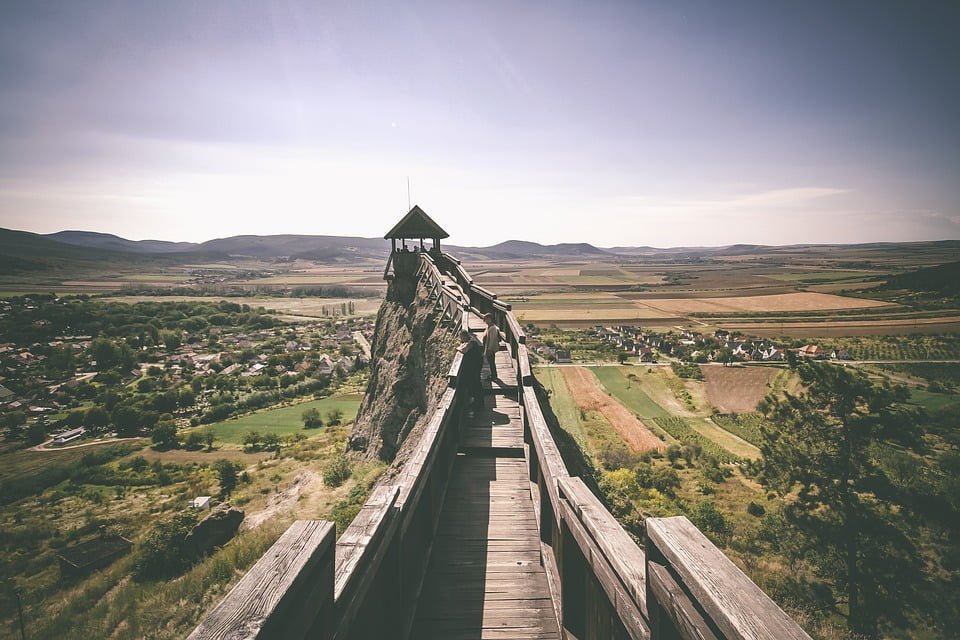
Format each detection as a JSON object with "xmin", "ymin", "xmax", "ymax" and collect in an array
[
  {"xmin": 191, "ymin": 496, "xmax": 212, "ymax": 510},
  {"xmin": 54, "ymin": 427, "xmax": 86, "ymax": 445},
  {"xmin": 555, "ymin": 350, "xmax": 572, "ymax": 364}
]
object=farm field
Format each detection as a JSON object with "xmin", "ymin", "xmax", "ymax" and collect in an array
[
  {"xmin": 536, "ymin": 366, "xmax": 589, "ymax": 447},
  {"xmin": 722, "ymin": 316, "xmax": 960, "ymax": 338},
  {"xmin": 700, "ymin": 366, "xmax": 779, "ymax": 413},
  {"xmin": 559, "ymin": 367, "xmax": 663, "ymax": 452},
  {"xmin": 639, "ymin": 291, "xmax": 892, "ymax": 314},
  {"xmin": 194, "ymin": 394, "xmax": 363, "ymax": 445},
  {"xmin": 100, "ymin": 295, "xmax": 382, "ymax": 318}
]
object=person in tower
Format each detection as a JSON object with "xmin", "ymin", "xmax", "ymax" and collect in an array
[{"xmin": 481, "ymin": 313, "xmax": 501, "ymax": 382}]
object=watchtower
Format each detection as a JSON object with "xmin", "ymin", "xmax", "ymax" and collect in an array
[
  {"xmin": 384, "ymin": 205, "xmax": 449, "ymax": 280},
  {"xmin": 384, "ymin": 205, "xmax": 449, "ymax": 255}
]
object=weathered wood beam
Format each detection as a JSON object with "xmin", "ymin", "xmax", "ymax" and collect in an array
[
  {"xmin": 188, "ymin": 521, "xmax": 335, "ymax": 640},
  {"xmin": 646, "ymin": 517, "xmax": 812, "ymax": 640}
]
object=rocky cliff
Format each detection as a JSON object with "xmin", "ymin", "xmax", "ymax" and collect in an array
[{"xmin": 348, "ymin": 271, "xmax": 457, "ymax": 463}]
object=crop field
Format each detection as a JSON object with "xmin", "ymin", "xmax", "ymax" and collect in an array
[
  {"xmin": 100, "ymin": 295, "xmax": 382, "ymax": 318},
  {"xmin": 640, "ymin": 292, "xmax": 892, "ymax": 314},
  {"xmin": 824, "ymin": 336, "xmax": 960, "ymax": 360},
  {"xmin": 193, "ymin": 394, "xmax": 363, "ymax": 445},
  {"xmin": 875, "ymin": 363, "xmax": 960, "ymax": 385},
  {"xmin": 560, "ymin": 367, "xmax": 664, "ymax": 452},
  {"xmin": 722, "ymin": 316, "xmax": 960, "ymax": 338},
  {"xmin": 711, "ymin": 413, "xmax": 766, "ymax": 447},
  {"xmin": 700, "ymin": 366, "xmax": 779, "ymax": 413},
  {"xmin": 588, "ymin": 367, "xmax": 670, "ymax": 418},
  {"xmin": 652, "ymin": 416, "xmax": 743, "ymax": 463}
]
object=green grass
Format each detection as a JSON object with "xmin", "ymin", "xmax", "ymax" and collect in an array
[
  {"xmin": 536, "ymin": 367, "xmax": 588, "ymax": 446},
  {"xmin": 711, "ymin": 413, "xmax": 766, "ymax": 446},
  {"xmin": 908, "ymin": 388, "xmax": 960, "ymax": 415},
  {"xmin": 878, "ymin": 363, "xmax": 960, "ymax": 385},
  {"xmin": 689, "ymin": 418, "xmax": 760, "ymax": 460},
  {"xmin": 195, "ymin": 394, "xmax": 362, "ymax": 444},
  {"xmin": 0, "ymin": 442, "xmax": 142, "ymax": 482},
  {"xmin": 653, "ymin": 416, "xmax": 742, "ymax": 463},
  {"xmin": 589, "ymin": 367, "xmax": 670, "ymax": 418}
]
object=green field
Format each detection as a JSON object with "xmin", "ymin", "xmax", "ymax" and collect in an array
[
  {"xmin": 908, "ymin": 388, "xmax": 960, "ymax": 415},
  {"xmin": 0, "ymin": 442, "xmax": 141, "ymax": 482},
  {"xmin": 688, "ymin": 418, "xmax": 760, "ymax": 460},
  {"xmin": 196, "ymin": 394, "xmax": 363, "ymax": 444},
  {"xmin": 536, "ymin": 367, "xmax": 587, "ymax": 445},
  {"xmin": 588, "ymin": 367, "xmax": 671, "ymax": 418}
]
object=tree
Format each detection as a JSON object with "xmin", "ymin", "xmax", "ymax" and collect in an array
[
  {"xmin": 302, "ymin": 407, "xmax": 323, "ymax": 428},
  {"xmin": 203, "ymin": 430, "xmax": 216, "ymax": 451},
  {"xmin": 262, "ymin": 432, "xmax": 281, "ymax": 452},
  {"xmin": 184, "ymin": 431, "xmax": 204, "ymax": 450},
  {"xmin": 759, "ymin": 361, "xmax": 922, "ymax": 635},
  {"xmin": 151, "ymin": 420, "xmax": 179, "ymax": 449},
  {"xmin": 214, "ymin": 459, "xmax": 240, "ymax": 497},
  {"xmin": 25, "ymin": 422, "xmax": 47, "ymax": 445},
  {"xmin": 326, "ymin": 408, "xmax": 344, "ymax": 426},
  {"xmin": 85, "ymin": 406, "xmax": 110, "ymax": 432},
  {"xmin": 242, "ymin": 430, "xmax": 262, "ymax": 451}
]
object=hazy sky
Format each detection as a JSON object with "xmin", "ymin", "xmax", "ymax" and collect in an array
[{"xmin": 1, "ymin": 1, "xmax": 958, "ymax": 247}]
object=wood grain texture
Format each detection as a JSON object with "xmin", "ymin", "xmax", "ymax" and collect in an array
[
  {"xmin": 188, "ymin": 521, "xmax": 335, "ymax": 640},
  {"xmin": 410, "ymin": 457, "xmax": 561, "ymax": 639},
  {"xmin": 646, "ymin": 517, "xmax": 811, "ymax": 640}
]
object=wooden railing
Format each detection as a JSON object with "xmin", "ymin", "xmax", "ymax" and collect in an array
[{"xmin": 191, "ymin": 250, "xmax": 810, "ymax": 640}]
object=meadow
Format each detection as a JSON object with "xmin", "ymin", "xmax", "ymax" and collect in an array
[{"xmin": 194, "ymin": 394, "xmax": 363, "ymax": 445}]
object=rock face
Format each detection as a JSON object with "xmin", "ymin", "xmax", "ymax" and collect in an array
[
  {"xmin": 185, "ymin": 504, "xmax": 244, "ymax": 556},
  {"xmin": 348, "ymin": 270, "xmax": 457, "ymax": 463}
]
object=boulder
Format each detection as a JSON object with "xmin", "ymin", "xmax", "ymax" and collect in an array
[{"xmin": 185, "ymin": 503, "xmax": 244, "ymax": 556}]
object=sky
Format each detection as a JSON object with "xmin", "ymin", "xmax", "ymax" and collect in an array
[{"xmin": 0, "ymin": 1, "xmax": 958, "ymax": 248}]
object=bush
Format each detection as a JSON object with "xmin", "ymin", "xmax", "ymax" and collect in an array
[
  {"xmin": 323, "ymin": 455, "xmax": 352, "ymax": 488},
  {"xmin": 689, "ymin": 500, "xmax": 731, "ymax": 544},
  {"xmin": 747, "ymin": 501, "xmax": 766, "ymax": 517},
  {"xmin": 134, "ymin": 512, "xmax": 198, "ymax": 580},
  {"xmin": 302, "ymin": 407, "xmax": 323, "ymax": 428}
]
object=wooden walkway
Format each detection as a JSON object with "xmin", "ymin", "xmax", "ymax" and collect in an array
[{"xmin": 411, "ymin": 329, "xmax": 560, "ymax": 639}]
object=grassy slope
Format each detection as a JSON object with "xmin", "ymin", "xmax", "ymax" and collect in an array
[{"xmin": 589, "ymin": 367, "xmax": 670, "ymax": 418}]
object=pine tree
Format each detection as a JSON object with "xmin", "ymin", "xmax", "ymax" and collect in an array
[{"xmin": 759, "ymin": 361, "xmax": 922, "ymax": 636}]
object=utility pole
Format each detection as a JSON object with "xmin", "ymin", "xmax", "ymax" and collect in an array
[{"xmin": 14, "ymin": 587, "xmax": 26, "ymax": 640}]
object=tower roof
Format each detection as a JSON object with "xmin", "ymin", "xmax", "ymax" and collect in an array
[{"xmin": 384, "ymin": 205, "xmax": 449, "ymax": 240}]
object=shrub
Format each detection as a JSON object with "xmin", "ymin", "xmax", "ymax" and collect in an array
[
  {"xmin": 747, "ymin": 501, "xmax": 766, "ymax": 517},
  {"xmin": 323, "ymin": 455, "xmax": 352, "ymax": 488},
  {"xmin": 134, "ymin": 512, "xmax": 197, "ymax": 580}
]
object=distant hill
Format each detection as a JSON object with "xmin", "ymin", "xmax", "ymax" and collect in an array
[
  {"xmin": 469, "ymin": 240, "xmax": 611, "ymax": 259},
  {"xmin": 198, "ymin": 234, "xmax": 390, "ymax": 261},
  {"xmin": 5, "ymin": 227, "xmax": 960, "ymax": 270},
  {"xmin": 882, "ymin": 260, "xmax": 960, "ymax": 295},
  {"xmin": 46, "ymin": 230, "xmax": 199, "ymax": 254}
]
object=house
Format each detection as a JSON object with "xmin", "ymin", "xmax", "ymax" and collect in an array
[
  {"xmin": 555, "ymin": 350, "xmax": 572, "ymax": 363},
  {"xmin": 638, "ymin": 350, "xmax": 656, "ymax": 363},
  {"xmin": 0, "ymin": 383, "xmax": 14, "ymax": 401},
  {"xmin": 797, "ymin": 345, "xmax": 823, "ymax": 359},
  {"xmin": 831, "ymin": 349, "xmax": 853, "ymax": 360},
  {"xmin": 762, "ymin": 346, "xmax": 785, "ymax": 361},
  {"xmin": 53, "ymin": 427, "xmax": 86, "ymax": 445},
  {"xmin": 316, "ymin": 356, "xmax": 336, "ymax": 376},
  {"xmin": 191, "ymin": 496, "xmax": 212, "ymax": 510}
]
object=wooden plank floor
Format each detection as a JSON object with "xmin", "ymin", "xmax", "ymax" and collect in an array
[
  {"xmin": 482, "ymin": 350, "xmax": 518, "ymax": 391},
  {"xmin": 461, "ymin": 395, "xmax": 524, "ymax": 453},
  {"xmin": 412, "ymin": 338, "xmax": 559, "ymax": 640},
  {"xmin": 411, "ymin": 457, "xmax": 560, "ymax": 639}
]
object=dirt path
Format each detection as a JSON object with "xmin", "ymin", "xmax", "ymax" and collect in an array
[
  {"xmin": 561, "ymin": 367, "xmax": 664, "ymax": 453},
  {"xmin": 31, "ymin": 436, "xmax": 145, "ymax": 452}
]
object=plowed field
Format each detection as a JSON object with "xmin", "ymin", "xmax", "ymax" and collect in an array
[{"xmin": 560, "ymin": 367, "xmax": 664, "ymax": 452}]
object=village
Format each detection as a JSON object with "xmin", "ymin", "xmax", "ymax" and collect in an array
[
  {"xmin": 0, "ymin": 294, "xmax": 373, "ymax": 448},
  {"xmin": 527, "ymin": 323, "xmax": 852, "ymax": 366}
]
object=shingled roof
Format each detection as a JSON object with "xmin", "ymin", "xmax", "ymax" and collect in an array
[{"xmin": 384, "ymin": 205, "xmax": 449, "ymax": 240}]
